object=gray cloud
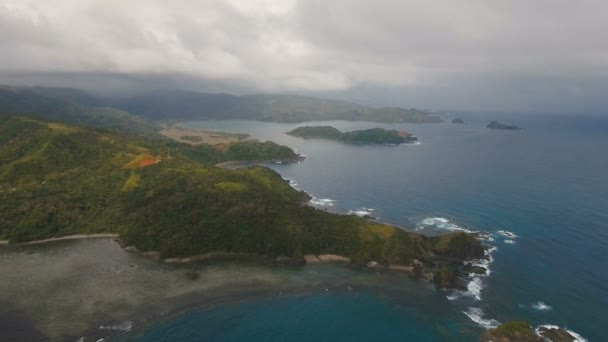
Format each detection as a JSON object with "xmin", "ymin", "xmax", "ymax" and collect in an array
[{"xmin": 1, "ymin": 0, "xmax": 607, "ymax": 112}]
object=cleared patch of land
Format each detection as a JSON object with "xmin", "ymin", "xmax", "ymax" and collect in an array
[{"xmin": 160, "ymin": 125, "xmax": 250, "ymax": 145}]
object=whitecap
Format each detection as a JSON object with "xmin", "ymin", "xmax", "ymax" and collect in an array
[
  {"xmin": 467, "ymin": 277, "xmax": 483, "ymax": 300},
  {"xmin": 348, "ymin": 208, "xmax": 375, "ymax": 218},
  {"xmin": 504, "ymin": 239, "xmax": 515, "ymax": 244},
  {"xmin": 419, "ymin": 217, "xmax": 473, "ymax": 233},
  {"xmin": 309, "ymin": 197, "xmax": 336, "ymax": 207},
  {"xmin": 531, "ymin": 301, "xmax": 552, "ymax": 311},
  {"xmin": 284, "ymin": 178, "xmax": 300, "ymax": 190},
  {"xmin": 99, "ymin": 320, "xmax": 133, "ymax": 332},
  {"xmin": 497, "ymin": 230, "xmax": 518, "ymax": 239},
  {"xmin": 462, "ymin": 307, "xmax": 499, "ymax": 329}
]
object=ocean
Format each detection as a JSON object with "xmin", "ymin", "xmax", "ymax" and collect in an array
[{"xmin": 134, "ymin": 113, "xmax": 607, "ymax": 341}]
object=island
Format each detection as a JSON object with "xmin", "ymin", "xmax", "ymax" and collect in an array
[
  {"xmin": 486, "ymin": 121, "xmax": 521, "ymax": 130},
  {"xmin": 286, "ymin": 126, "xmax": 418, "ymax": 145},
  {"xmin": 452, "ymin": 118, "xmax": 465, "ymax": 124}
]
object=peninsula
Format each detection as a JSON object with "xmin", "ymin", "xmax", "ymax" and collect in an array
[
  {"xmin": 0, "ymin": 114, "xmax": 483, "ymax": 290},
  {"xmin": 286, "ymin": 126, "xmax": 418, "ymax": 145}
]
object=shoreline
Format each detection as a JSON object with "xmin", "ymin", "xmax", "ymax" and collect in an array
[
  {"xmin": 0, "ymin": 233, "xmax": 119, "ymax": 246},
  {"xmin": 214, "ymin": 154, "xmax": 306, "ymax": 169}
]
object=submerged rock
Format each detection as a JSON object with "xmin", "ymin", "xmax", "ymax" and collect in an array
[
  {"xmin": 186, "ymin": 266, "xmax": 199, "ymax": 280},
  {"xmin": 432, "ymin": 268, "xmax": 466, "ymax": 290},
  {"xmin": 464, "ymin": 263, "xmax": 488, "ymax": 275}
]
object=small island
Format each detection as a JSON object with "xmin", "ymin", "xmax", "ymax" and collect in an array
[
  {"xmin": 481, "ymin": 321, "xmax": 580, "ymax": 342},
  {"xmin": 486, "ymin": 121, "xmax": 521, "ymax": 130},
  {"xmin": 286, "ymin": 126, "xmax": 418, "ymax": 145},
  {"xmin": 452, "ymin": 118, "xmax": 465, "ymax": 124}
]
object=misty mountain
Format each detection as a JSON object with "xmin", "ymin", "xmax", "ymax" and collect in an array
[
  {"xmin": 0, "ymin": 85, "xmax": 158, "ymax": 137},
  {"xmin": 108, "ymin": 90, "xmax": 442, "ymax": 123}
]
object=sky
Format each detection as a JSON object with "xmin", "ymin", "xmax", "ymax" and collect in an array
[{"xmin": 1, "ymin": 0, "xmax": 607, "ymax": 112}]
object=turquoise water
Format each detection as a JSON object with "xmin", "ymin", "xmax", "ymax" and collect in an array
[{"xmin": 134, "ymin": 114, "xmax": 607, "ymax": 341}]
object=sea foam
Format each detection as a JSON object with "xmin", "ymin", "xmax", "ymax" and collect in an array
[
  {"xmin": 419, "ymin": 217, "xmax": 474, "ymax": 233},
  {"xmin": 309, "ymin": 197, "xmax": 336, "ymax": 207},
  {"xmin": 462, "ymin": 307, "xmax": 499, "ymax": 329},
  {"xmin": 535, "ymin": 324, "xmax": 587, "ymax": 342},
  {"xmin": 497, "ymin": 230, "xmax": 518, "ymax": 239},
  {"xmin": 531, "ymin": 301, "xmax": 552, "ymax": 311},
  {"xmin": 348, "ymin": 208, "xmax": 375, "ymax": 218}
]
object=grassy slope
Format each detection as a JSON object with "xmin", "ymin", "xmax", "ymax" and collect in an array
[{"xmin": 0, "ymin": 116, "xmax": 481, "ymax": 265}]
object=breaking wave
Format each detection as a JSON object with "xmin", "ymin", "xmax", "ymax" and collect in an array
[
  {"xmin": 348, "ymin": 208, "xmax": 375, "ymax": 218},
  {"xmin": 309, "ymin": 197, "xmax": 336, "ymax": 207},
  {"xmin": 462, "ymin": 307, "xmax": 499, "ymax": 329},
  {"xmin": 419, "ymin": 217, "xmax": 474, "ymax": 233}
]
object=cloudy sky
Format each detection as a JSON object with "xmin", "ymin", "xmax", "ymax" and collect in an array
[{"xmin": 1, "ymin": 0, "xmax": 607, "ymax": 112}]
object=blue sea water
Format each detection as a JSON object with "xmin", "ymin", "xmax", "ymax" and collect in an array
[{"xmin": 135, "ymin": 113, "xmax": 608, "ymax": 341}]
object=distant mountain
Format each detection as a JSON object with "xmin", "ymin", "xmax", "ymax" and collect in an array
[
  {"xmin": 105, "ymin": 89, "xmax": 443, "ymax": 123},
  {"xmin": 0, "ymin": 85, "xmax": 159, "ymax": 137}
]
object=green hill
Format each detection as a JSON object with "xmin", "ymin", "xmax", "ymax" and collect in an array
[
  {"xmin": 287, "ymin": 126, "xmax": 418, "ymax": 144},
  {"xmin": 0, "ymin": 115, "xmax": 482, "ymax": 273},
  {"xmin": 0, "ymin": 85, "xmax": 159, "ymax": 137}
]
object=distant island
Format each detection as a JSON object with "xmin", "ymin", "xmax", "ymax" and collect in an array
[
  {"xmin": 286, "ymin": 126, "xmax": 418, "ymax": 145},
  {"xmin": 452, "ymin": 118, "xmax": 465, "ymax": 124},
  {"xmin": 486, "ymin": 121, "xmax": 521, "ymax": 130}
]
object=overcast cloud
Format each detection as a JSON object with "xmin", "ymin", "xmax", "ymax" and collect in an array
[{"xmin": 1, "ymin": 0, "xmax": 607, "ymax": 112}]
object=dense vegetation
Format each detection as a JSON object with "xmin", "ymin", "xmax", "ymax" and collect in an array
[
  {"xmin": 0, "ymin": 85, "xmax": 159, "ymax": 137},
  {"xmin": 20, "ymin": 86, "xmax": 443, "ymax": 124},
  {"xmin": 287, "ymin": 126, "xmax": 418, "ymax": 144},
  {"xmin": 0, "ymin": 115, "xmax": 481, "ymax": 266}
]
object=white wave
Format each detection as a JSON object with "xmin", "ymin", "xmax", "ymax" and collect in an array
[
  {"xmin": 348, "ymin": 208, "xmax": 375, "ymax": 217},
  {"xmin": 467, "ymin": 277, "xmax": 483, "ymax": 300},
  {"xmin": 531, "ymin": 301, "xmax": 552, "ymax": 311},
  {"xmin": 504, "ymin": 239, "xmax": 516, "ymax": 244},
  {"xmin": 446, "ymin": 290, "xmax": 466, "ymax": 301},
  {"xmin": 535, "ymin": 325, "xmax": 587, "ymax": 342},
  {"xmin": 411, "ymin": 141, "xmax": 422, "ymax": 145},
  {"xmin": 497, "ymin": 230, "xmax": 518, "ymax": 239},
  {"xmin": 99, "ymin": 320, "xmax": 133, "ymax": 332},
  {"xmin": 462, "ymin": 307, "xmax": 499, "ymax": 329},
  {"xmin": 310, "ymin": 197, "xmax": 336, "ymax": 207},
  {"xmin": 284, "ymin": 178, "xmax": 300, "ymax": 190},
  {"xmin": 419, "ymin": 217, "xmax": 473, "ymax": 233}
]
